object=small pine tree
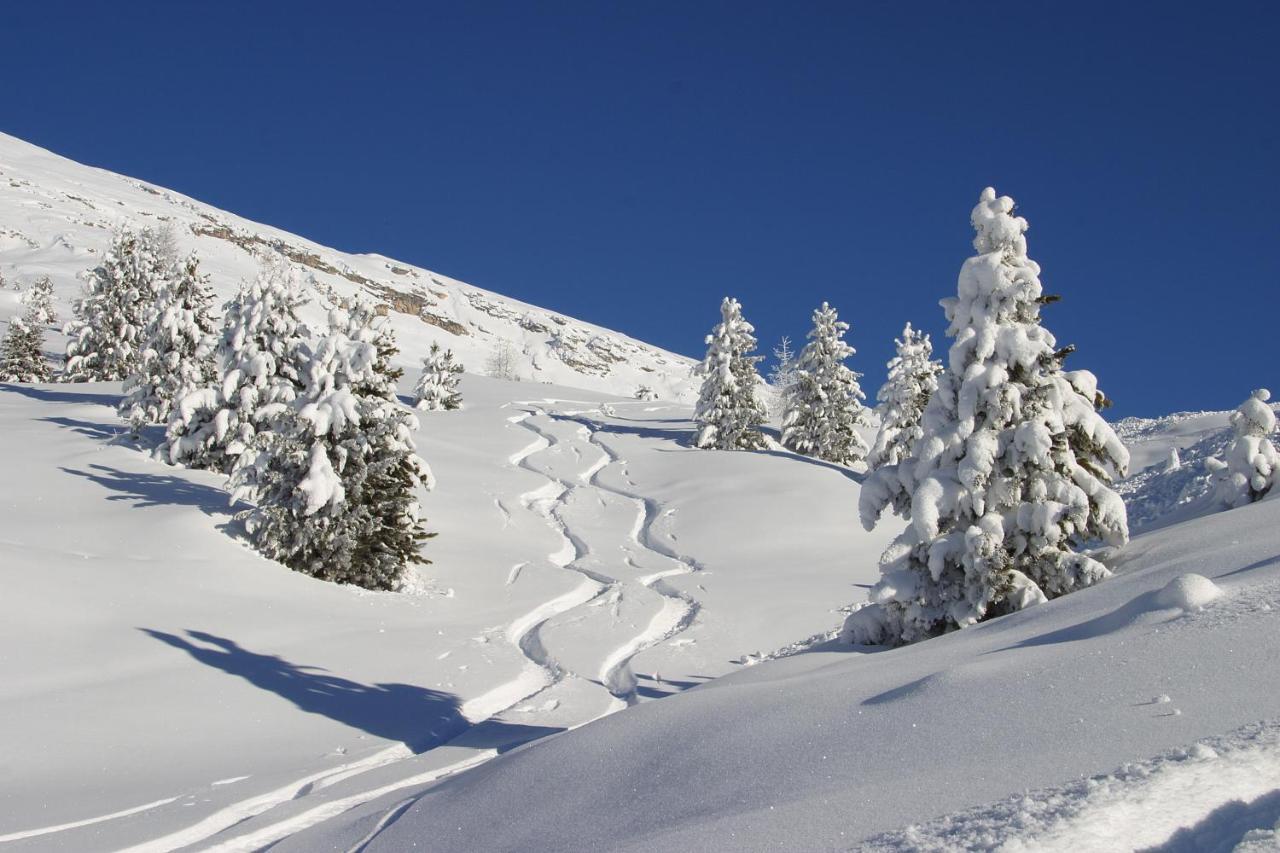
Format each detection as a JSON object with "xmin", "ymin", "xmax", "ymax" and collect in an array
[
  {"xmin": 693, "ymin": 297, "xmax": 767, "ymax": 450},
  {"xmin": 64, "ymin": 229, "xmax": 166, "ymax": 382},
  {"xmin": 120, "ymin": 253, "xmax": 219, "ymax": 434},
  {"xmin": 635, "ymin": 384, "xmax": 658, "ymax": 401},
  {"xmin": 164, "ymin": 258, "xmax": 308, "ymax": 472},
  {"xmin": 413, "ymin": 343, "xmax": 464, "ymax": 410},
  {"xmin": 20, "ymin": 276, "xmax": 57, "ymax": 327},
  {"xmin": 850, "ymin": 188, "xmax": 1130, "ymax": 646},
  {"xmin": 867, "ymin": 322, "xmax": 943, "ymax": 472},
  {"xmin": 0, "ymin": 309, "xmax": 51, "ymax": 382},
  {"xmin": 781, "ymin": 303, "xmax": 871, "ymax": 465},
  {"xmin": 232, "ymin": 302, "xmax": 433, "ymax": 589},
  {"xmin": 1206, "ymin": 389, "xmax": 1278, "ymax": 508}
]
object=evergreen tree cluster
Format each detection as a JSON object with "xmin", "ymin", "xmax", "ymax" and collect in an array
[{"xmin": 50, "ymin": 231, "xmax": 441, "ymax": 591}]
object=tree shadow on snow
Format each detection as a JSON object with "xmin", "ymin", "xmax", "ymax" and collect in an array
[
  {"xmin": 0, "ymin": 382, "xmax": 121, "ymax": 408},
  {"xmin": 1140, "ymin": 787, "xmax": 1280, "ymax": 852},
  {"xmin": 60, "ymin": 464, "xmax": 238, "ymax": 517},
  {"xmin": 140, "ymin": 629, "xmax": 564, "ymax": 755},
  {"xmin": 39, "ymin": 415, "xmax": 127, "ymax": 441}
]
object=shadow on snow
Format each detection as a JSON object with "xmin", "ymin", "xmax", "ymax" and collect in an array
[
  {"xmin": 60, "ymin": 463, "xmax": 237, "ymax": 517},
  {"xmin": 0, "ymin": 382, "xmax": 121, "ymax": 408},
  {"xmin": 140, "ymin": 629, "xmax": 563, "ymax": 755}
]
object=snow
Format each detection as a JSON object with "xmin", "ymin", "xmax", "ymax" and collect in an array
[
  {"xmin": 0, "ymin": 132, "xmax": 698, "ymax": 401},
  {"xmin": 1156, "ymin": 573, "xmax": 1224, "ymax": 612},
  {"xmin": 0, "ymin": 378, "xmax": 893, "ymax": 850},
  {"xmin": 285, "ymin": 494, "xmax": 1280, "ymax": 852},
  {"xmin": 3, "ymin": 132, "xmax": 1279, "ymax": 852}
]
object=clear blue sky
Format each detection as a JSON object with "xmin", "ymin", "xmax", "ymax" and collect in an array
[{"xmin": 4, "ymin": 2, "xmax": 1276, "ymax": 416}]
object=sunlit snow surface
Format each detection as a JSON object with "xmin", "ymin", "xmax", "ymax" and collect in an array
[{"xmin": 2, "ymin": 132, "xmax": 1279, "ymax": 852}]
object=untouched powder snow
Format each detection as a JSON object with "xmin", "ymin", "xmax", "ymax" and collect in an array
[{"xmin": 281, "ymin": 494, "xmax": 1280, "ymax": 852}]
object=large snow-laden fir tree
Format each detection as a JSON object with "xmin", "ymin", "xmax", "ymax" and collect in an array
[
  {"xmin": 231, "ymin": 301, "xmax": 433, "ymax": 590},
  {"xmin": 867, "ymin": 322, "xmax": 943, "ymax": 472},
  {"xmin": 1206, "ymin": 389, "xmax": 1278, "ymax": 508},
  {"xmin": 413, "ymin": 342, "xmax": 464, "ymax": 411},
  {"xmin": 164, "ymin": 258, "xmax": 308, "ymax": 472},
  {"xmin": 0, "ymin": 309, "xmax": 51, "ymax": 383},
  {"xmin": 119, "ymin": 253, "xmax": 220, "ymax": 434},
  {"xmin": 693, "ymin": 297, "xmax": 768, "ymax": 450},
  {"xmin": 849, "ymin": 188, "xmax": 1130, "ymax": 646},
  {"xmin": 64, "ymin": 229, "xmax": 167, "ymax": 382},
  {"xmin": 780, "ymin": 302, "xmax": 871, "ymax": 465}
]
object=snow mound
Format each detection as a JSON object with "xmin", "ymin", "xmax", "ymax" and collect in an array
[{"xmin": 1156, "ymin": 573, "xmax": 1223, "ymax": 612}]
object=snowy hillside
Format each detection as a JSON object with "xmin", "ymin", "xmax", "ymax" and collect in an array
[
  {"xmin": 0, "ymin": 377, "xmax": 892, "ymax": 851},
  {"xmin": 2, "ymin": 132, "xmax": 1278, "ymax": 853},
  {"xmin": 0, "ymin": 132, "xmax": 698, "ymax": 400},
  {"xmin": 293, "ymin": 492, "xmax": 1280, "ymax": 852}
]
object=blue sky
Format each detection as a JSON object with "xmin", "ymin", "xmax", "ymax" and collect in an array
[{"xmin": 3, "ymin": 2, "xmax": 1276, "ymax": 416}]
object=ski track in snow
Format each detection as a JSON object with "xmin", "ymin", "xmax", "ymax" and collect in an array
[
  {"xmin": 37, "ymin": 400, "xmax": 700, "ymax": 853},
  {"xmin": 502, "ymin": 404, "xmax": 702, "ymax": 705}
]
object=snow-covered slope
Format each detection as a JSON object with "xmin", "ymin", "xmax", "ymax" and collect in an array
[
  {"xmin": 288, "ymin": 490, "xmax": 1280, "ymax": 853},
  {"xmin": 0, "ymin": 379, "xmax": 891, "ymax": 851},
  {"xmin": 1112, "ymin": 406, "xmax": 1279, "ymax": 533},
  {"xmin": 0, "ymin": 132, "xmax": 697, "ymax": 400}
]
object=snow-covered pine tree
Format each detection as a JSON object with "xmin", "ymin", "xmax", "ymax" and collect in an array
[
  {"xmin": 21, "ymin": 276, "xmax": 58, "ymax": 327},
  {"xmin": 120, "ymin": 253, "xmax": 219, "ymax": 434},
  {"xmin": 231, "ymin": 301, "xmax": 433, "ymax": 589},
  {"xmin": 1206, "ymin": 389, "xmax": 1278, "ymax": 508},
  {"xmin": 693, "ymin": 297, "xmax": 767, "ymax": 450},
  {"xmin": 867, "ymin": 322, "xmax": 943, "ymax": 471},
  {"xmin": 635, "ymin": 385, "xmax": 658, "ymax": 401},
  {"xmin": 64, "ymin": 229, "xmax": 166, "ymax": 382},
  {"xmin": 850, "ymin": 188, "xmax": 1130, "ymax": 646},
  {"xmin": 0, "ymin": 308, "xmax": 51, "ymax": 383},
  {"xmin": 164, "ymin": 258, "xmax": 308, "ymax": 472},
  {"xmin": 413, "ymin": 342, "xmax": 464, "ymax": 411},
  {"xmin": 780, "ymin": 302, "xmax": 871, "ymax": 465}
]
